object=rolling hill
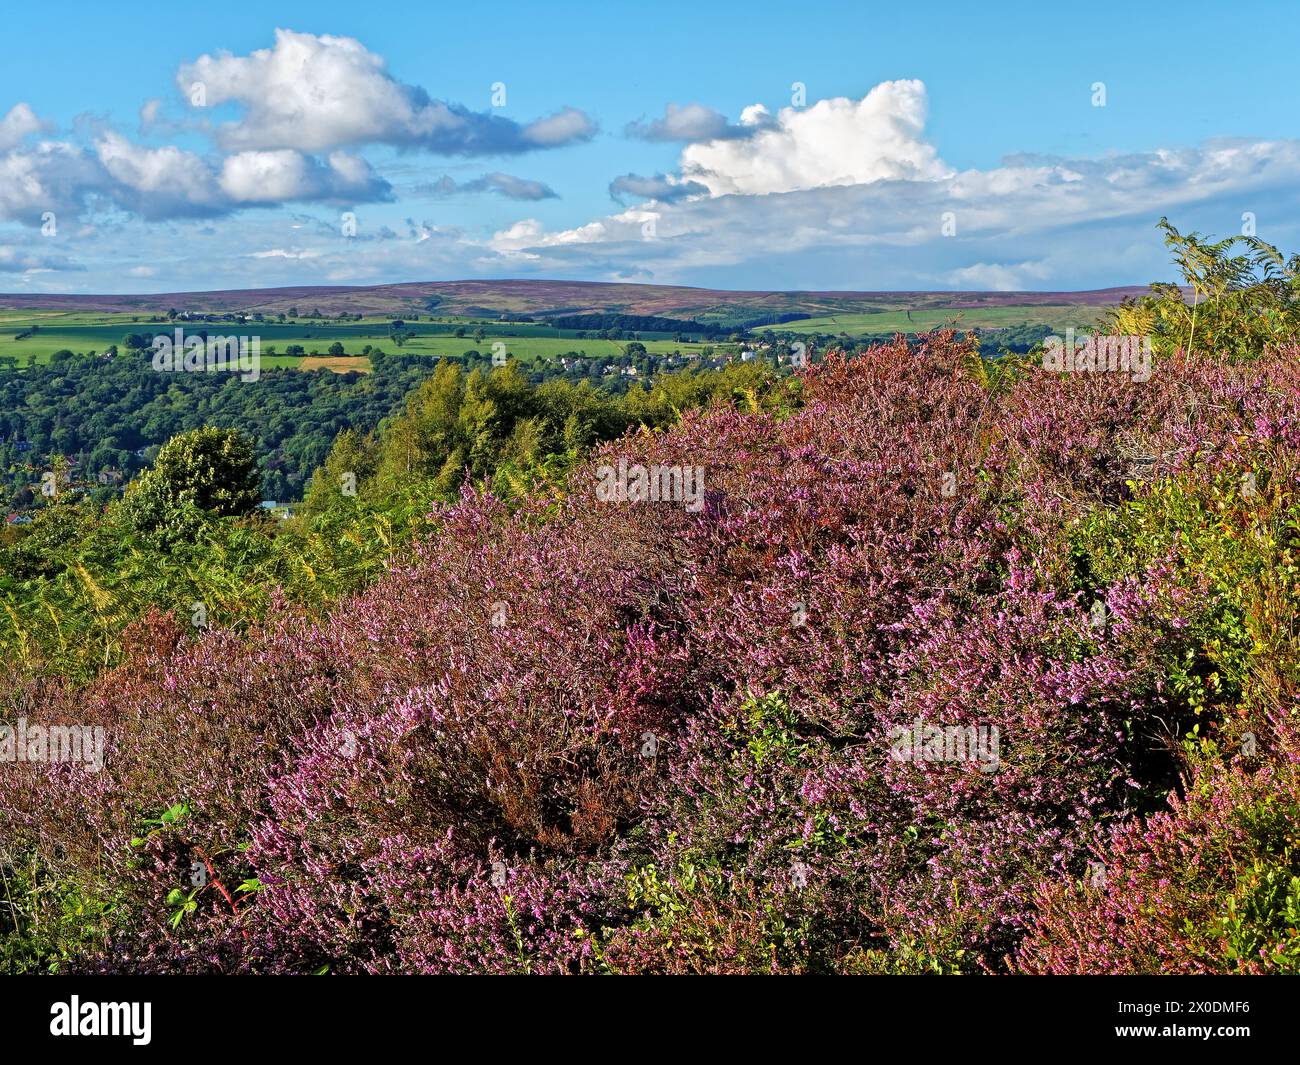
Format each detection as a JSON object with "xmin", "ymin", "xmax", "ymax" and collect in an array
[{"xmin": 0, "ymin": 279, "xmax": 1150, "ymax": 326}]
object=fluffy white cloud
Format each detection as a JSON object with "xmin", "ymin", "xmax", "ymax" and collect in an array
[
  {"xmin": 0, "ymin": 103, "xmax": 48, "ymax": 150},
  {"xmin": 490, "ymin": 218, "xmax": 548, "ymax": 254},
  {"xmin": 0, "ymin": 142, "xmax": 105, "ymax": 222},
  {"xmin": 178, "ymin": 28, "xmax": 596, "ymax": 154},
  {"xmin": 8, "ymin": 69, "xmax": 1300, "ymax": 294},
  {"xmin": 491, "ymin": 208, "xmax": 659, "ymax": 255},
  {"xmin": 947, "ymin": 261, "xmax": 1052, "ymax": 290},
  {"xmin": 486, "ymin": 119, "xmax": 1300, "ymax": 290},
  {"xmin": 626, "ymin": 101, "xmax": 777, "ymax": 143},
  {"xmin": 626, "ymin": 104, "xmax": 727, "ymax": 143},
  {"xmin": 680, "ymin": 80, "xmax": 951, "ymax": 196},
  {"xmin": 520, "ymin": 108, "xmax": 597, "ymax": 148},
  {"xmin": 96, "ymin": 133, "xmax": 225, "ymax": 216},
  {"xmin": 0, "ymin": 128, "xmax": 394, "ymax": 226},
  {"xmin": 91, "ymin": 134, "xmax": 391, "ymax": 216},
  {"xmin": 219, "ymin": 149, "xmax": 389, "ymax": 204}
]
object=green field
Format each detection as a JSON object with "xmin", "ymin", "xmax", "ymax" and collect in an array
[
  {"xmin": 0, "ymin": 301, "xmax": 1110, "ymax": 370},
  {"xmin": 0, "ymin": 312, "xmax": 721, "ymax": 368},
  {"xmin": 768, "ymin": 304, "xmax": 1105, "ymax": 335}
]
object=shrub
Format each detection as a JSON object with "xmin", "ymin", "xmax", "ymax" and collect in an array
[{"xmin": 5, "ymin": 331, "xmax": 1300, "ymax": 973}]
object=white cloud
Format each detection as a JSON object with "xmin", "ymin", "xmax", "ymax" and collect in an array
[
  {"xmin": 491, "ymin": 208, "xmax": 659, "ymax": 254},
  {"xmin": 680, "ymin": 80, "xmax": 951, "ymax": 196},
  {"xmin": 96, "ymin": 132, "xmax": 225, "ymax": 216},
  {"xmin": 520, "ymin": 107, "xmax": 596, "ymax": 148},
  {"xmin": 627, "ymin": 101, "xmax": 777, "ymax": 143},
  {"xmin": 7, "ymin": 70, "xmax": 1300, "ymax": 295},
  {"xmin": 0, "ymin": 243, "xmax": 84, "ymax": 273},
  {"xmin": 178, "ymin": 28, "xmax": 596, "ymax": 155},
  {"xmin": 90, "ymin": 134, "xmax": 391, "ymax": 217},
  {"xmin": 419, "ymin": 172, "xmax": 558, "ymax": 201},
  {"xmin": 627, "ymin": 103, "xmax": 728, "ymax": 143},
  {"xmin": 608, "ymin": 172, "xmax": 708, "ymax": 204},
  {"xmin": 138, "ymin": 98, "xmax": 163, "ymax": 135},
  {"xmin": 947, "ymin": 261, "xmax": 1052, "ymax": 291},
  {"xmin": 219, "ymin": 150, "xmax": 389, "ymax": 204},
  {"xmin": 0, "ymin": 142, "xmax": 105, "ymax": 222},
  {"xmin": 485, "ymin": 116, "xmax": 1300, "ymax": 290},
  {"xmin": 0, "ymin": 103, "xmax": 48, "ymax": 150},
  {"xmin": 248, "ymin": 247, "xmax": 324, "ymax": 260}
]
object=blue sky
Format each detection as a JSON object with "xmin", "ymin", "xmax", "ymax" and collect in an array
[{"xmin": 1, "ymin": 0, "xmax": 1298, "ymax": 293}]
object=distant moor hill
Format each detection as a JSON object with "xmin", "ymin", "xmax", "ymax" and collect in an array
[{"xmin": 0, "ymin": 279, "xmax": 1149, "ymax": 327}]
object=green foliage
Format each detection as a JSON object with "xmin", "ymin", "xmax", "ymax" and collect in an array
[
  {"xmin": 122, "ymin": 427, "xmax": 261, "ymax": 536},
  {"xmin": 308, "ymin": 357, "xmax": 796, "ymax": 511},
  {"xmin": 0, "ymin": 347, "xmax": 439, "ymax": 509},
  {"xmin": 0, "ymin": 854, "xmax": 123, "ymax": 974},
  {"xmin": 1107, "ymin": 217, "xmax": 1300, "ymax": 358},
  {"xmin": 0, "ymin": 358, "xmax": 793, "ymax": 679},
  {"xmin": 1069, "ymin": 458, "xmax": 1300, "ymax": 719},
  {"xmin": 1212, "ymin": 804, "xmax": 1300, "ymax": 973}
]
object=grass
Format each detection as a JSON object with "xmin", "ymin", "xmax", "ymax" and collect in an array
[
  {"xmin": 0, "ymin": 312, "xmax": 723, "ymax": 367},
  {"xmin": 0, "ymin": 303, "xmax": 1108, "ymax": 370},
  {"xmin": 297, "ymin": 356, "xmax": 372, "ymax": 374},
  {"xmin": 770, "ymin": 304, "xmax": 1104, "ymax": 334}
]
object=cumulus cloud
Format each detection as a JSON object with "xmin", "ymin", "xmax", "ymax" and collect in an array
[
  {"xmin": 218, "ymin": 149, "xmax": 390, "ymax": 204},
  {"xmin": 0, "ymin": 130, "xmax": 392, "ymax": 227},
  {"xmin": 247, "ymin": 247, "xmax": 325, "ymax": 260},
  {"xmin": 92, "ymin": 133, "xmax": 392, "ymax": 217},
  {"xmin": 680, "ymin": 80, "xmax": 951, "ymax": 196},
  {"xmin": 490, "ymin": 208, "xmax": 659, "ymax": 256},
  {"xmin": 417, "ymin": 171, "xmax": 558, "ymax": 201},
  {"xmin": 486, "ymin": 122, "xmax": 1300, "ymax": 290},
  {"xmin": 0, "ymin": 103, "xmax": 49, "ymax": 150},
  {"xmin": 608, "ymin": 172, "xmax": 708, "ymax": 205},
  {"xmin": 520, "ymin": 107, "xmax": 597, "ymax": 148},
  {"xmin": 9, "ymin": 69, "xmax": 1300, "ymax": 295},
  {"xmin": 95, "ymin": 133, "xmax": 226, "ymax": 217},
  {"xmin": 0, "ymin": 244, "xmax": 84, "ymax": 273},
  {"xmin": 625, "ymin": 102, "xmax": 768, "ymax": 142},
  {"xmin": 947, "ymin": 261, "xmax": 1053, "ymax": 291},
  {"xmin": 0, "ymin": 142, "xmax": 106, "ymax": 223},
  {"xmin": 178, "ymin": 28, "xmax": 596, "ymax": 154}
]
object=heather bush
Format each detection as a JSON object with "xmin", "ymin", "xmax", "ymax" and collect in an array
[
  {"xmin": 1016, "ymin": 707, "xmax": 1300, "ymax": 974},
  {"xmin": 5, "ymin": 329, "xmax": 1300, "ymax": 973}
]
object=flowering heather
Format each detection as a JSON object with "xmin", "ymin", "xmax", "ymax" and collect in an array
[{"xmin": 3, "ymin": 331, "xmax": 1299, "ymax": 973}]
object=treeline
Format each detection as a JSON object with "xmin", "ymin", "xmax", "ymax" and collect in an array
[
  {"xmin": 539, "ymin": 312, "xmax": 726, "ymax": 337},
  {"xmin": 0, "ymin": 351, "xmax": 435, "ymax": 509},
  {"xmin": 0, "ymin": 357, "xmax": 796, "ymax": 678},
  {"xmin": 305, "ymin": 356, "xmax": 788, "ymax": 513}
]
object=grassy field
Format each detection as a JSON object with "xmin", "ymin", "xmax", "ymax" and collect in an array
[
  {"xmin": 0, "ymin": 312, "xmax": 723, "ymax": 367},
  {"xmin": 768, "ymin": 304, "xmax": 1105, "ymax": 334},
  {"xmin": 0, "ymin": 301, "xmax": 1109, "ymax": 370},
  {"xmin": 297, "ymin": 356, "xmax": 373, "ymax": 373}
]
